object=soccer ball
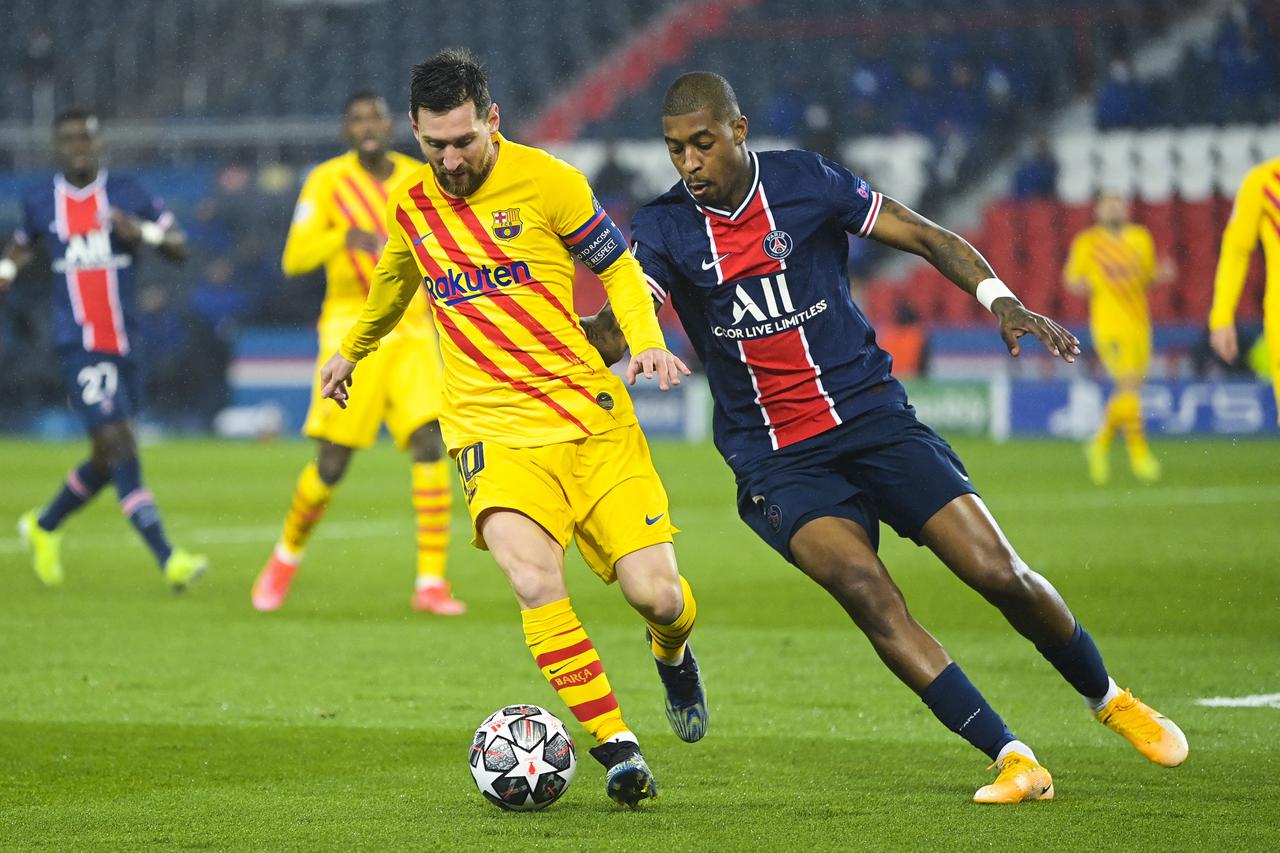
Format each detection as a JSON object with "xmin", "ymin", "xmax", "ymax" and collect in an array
[{"xmin": 469, "ymin": 704, "xmax": 577, "ymax": 811}]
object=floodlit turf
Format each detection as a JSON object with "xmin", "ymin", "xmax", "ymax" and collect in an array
[{"xmin": 1, "ymin": 435, "xmax": 1278, "ymax": 850}]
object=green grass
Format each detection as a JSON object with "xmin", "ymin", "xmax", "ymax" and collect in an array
[{"xmin": 1, "ymin": 436, "xmax": 1278, "ymax": 850}]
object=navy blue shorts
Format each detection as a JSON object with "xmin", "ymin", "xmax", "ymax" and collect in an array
[
  {"xmin": 735, "ymin": 402, "xmax": 978, "ymax": 563},
  {"xmin": 58, "ymin": 350, "xmax": 142, "ymax": 432}
]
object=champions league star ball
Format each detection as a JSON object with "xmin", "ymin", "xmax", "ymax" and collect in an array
[{"xmin": 469, "ymin": 705, "xmax": 577, "ymax": 811}]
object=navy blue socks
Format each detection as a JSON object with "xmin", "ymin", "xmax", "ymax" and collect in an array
[
  {"xmin": 112, "ymin": 458, "xmax": 174, "ymax": 567},
  {"xmin": 921, "ymin": 663, "xmax": 1016, "ymax": 761},
  {"xmin": 38, "ymin": 460, "xmax": 109, "ymax": 531},
  {"xmin": 1038, "ymin": 622, "xmax": 1110, "ymax": 701}
]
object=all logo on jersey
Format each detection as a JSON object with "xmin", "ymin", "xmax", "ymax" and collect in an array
[
  {"xmin": 491, "ymin": 207, "xmax": 523, "ymax": 240},
  {"xmin": 762, "ymin": 229, "xmax": 792, "ymax": 260}
]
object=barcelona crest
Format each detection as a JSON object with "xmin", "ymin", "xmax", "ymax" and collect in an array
[{"xmin": 491, "ymin": 207, "xmax": 523, "ymax": 240}]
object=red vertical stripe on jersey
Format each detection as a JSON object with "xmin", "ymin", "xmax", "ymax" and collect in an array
[
  {"xmin": 445, "ymin": 195, "xmax": 591, "ymax": 356},
  {"xmin": 58, "ymin": 180, "xmax": 127, "ymax": 354},
  {"xmin": 706, "ymin": 186, "xmax": 835, "ymax": 448},
  {"xmin": 342, "ymin": 175, "xmax": 387, "ymax": 238},
  {"xmin": 69, "ymin": 269, "xmax": 124, "ymax": 353},
  {"xmin": 739, "ymin": 331, "xmax": 839, "ymax": 448},
  {"xmin": 434, "ymin": 309, "xmax": 592, "ymax": 435}
]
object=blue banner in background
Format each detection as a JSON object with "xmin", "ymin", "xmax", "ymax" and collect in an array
[{"xmin": 1008, "ymin": 379, "xmax": 1279, "ymax": 437}]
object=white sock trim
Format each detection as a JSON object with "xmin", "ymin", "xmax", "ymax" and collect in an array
[
  {"xmin": 1088, "ymin": 677, "xmax": 1122, "ymax": 713},
  {"xmin": 607, "ymin": 731, "xmax": 638, "ymax": 746},
  {"xmin": 997, "ymin": 740, "xmax": 1037, "ymax": 764},
  {"xmin": 415, "ymin": 574, "xmax": 445, "ymax": 590},
  {"xmin": 274, "ymin": 542, "xmax": 302, "ymax": 565}
]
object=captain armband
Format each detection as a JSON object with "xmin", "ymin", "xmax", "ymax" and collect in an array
[{"xmin": 562, "ymin": 209, "xmax": 628, "ymax": 274}]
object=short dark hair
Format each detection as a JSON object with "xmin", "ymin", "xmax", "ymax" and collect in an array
[
  {"xmin": 343, "ymin": 89, "xmax": 387, "ymax": 115},
  {"xmin": 410, "ymin": 48, "xmax": 491, "ymax": 117},
  {"xmin": 662, "ymin": 72, "xmax": 740, "ymax": 122},
  {"xmin": 54, "ymin": 108, "xmax": 98, "ymax": 132}
]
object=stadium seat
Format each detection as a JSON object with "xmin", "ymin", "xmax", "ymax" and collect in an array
[{"xmin": 1172, "ymin": 129, "xmax": 1216, "ymax": 201}]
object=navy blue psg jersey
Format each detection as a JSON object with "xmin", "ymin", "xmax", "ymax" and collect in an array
[
  {"xmin": 15, "ymin": 171, "xmax": 171, "ymax": 357},
  {"xmin": 632, "ymin": 149, "xmax": 906, "ymax": 470}
]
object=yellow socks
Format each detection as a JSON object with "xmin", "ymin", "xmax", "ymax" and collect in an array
[
  {"xmin": 522, "ymin": 598, "xmax": 629, "ymax": 744},
  {"xmin": 278, "ymin": 461, "xmax": 334, "ymax": 558},
  {"xmin": 646, "ymin": 575, "xmax": 697, "ymax": 665},
  {"xmin": 413, "ymin": 460, "xmax": 452, "ymax": 583}
]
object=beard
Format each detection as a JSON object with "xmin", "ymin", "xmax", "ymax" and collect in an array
[{"xmin": 432, "ymin": 148, "xmax": 495, "ymax": 197}]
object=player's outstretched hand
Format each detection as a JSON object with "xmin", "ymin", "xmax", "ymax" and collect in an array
[
  {"xmin": 627, "ymin": 347, "xmax": 692, "ymax": 391},
  {"xmin": 994, "ymin": 298, "xmax": 1080, "ymax": 363},
  {"xmin": 1210, "ymin": 326, "xmax": 1239, "ymax": 363},
  {"xmin": 320, "ymin": 351, "xmax": 357, "ymax": 409}
]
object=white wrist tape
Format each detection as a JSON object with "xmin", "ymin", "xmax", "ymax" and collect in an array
[
  {"xmin": 975, "ymin": 278, "xmax": 1018, "ymax": 313},
  {"xmin": 139, "ymin": 221, "xmax": 166, "ymax": 247},
  {"xmin": 0, "ymin": 258, "xmax": 16, "ymax": 281}
]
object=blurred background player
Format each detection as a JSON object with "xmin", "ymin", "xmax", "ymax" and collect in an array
[
  {"xmin": 1211, "ymin": 153, "xmax": 1280, "ymax": 426},
  {"xmin": 1, "ymin": 110, "xmax": 207, "ymax": 590},
  {"xmin": 320, "ymin": 50, "xmax": 706, "ymax": 807},
  {"xmin": 1063, "ymin": 191, "xmax": 1174, "ymax": 484},
  {"xmin": 250, "ymin": 92, "xmax": 463, "ymax": 615}
]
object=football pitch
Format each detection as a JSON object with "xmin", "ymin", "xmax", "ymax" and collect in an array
[{"xmin": 1, "ymin": 436, "xmax": 1277, "ymax": 850}]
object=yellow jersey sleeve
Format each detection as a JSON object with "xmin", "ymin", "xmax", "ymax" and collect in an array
[
  {"xmin": 1063, "ymin": 233, "xmax": 1091, "ymax": 289},
  {"xmin": 1135, "ymin": 227, "xmax": 1157, "ymax": 284},
  {"xmin": 282, "ymin": 165, "xmax": 346, "ymax": 276},
  {"xmin": 339, "ymin": 200, "xmax": 424, "ymax": 362},
  {"xmin": 1212, "ymin": 165, "xmax": 1266, "ymax": 330},
  {"xmin": 540, "ymin": 161, "xmax": 666, "ymax": 355}
]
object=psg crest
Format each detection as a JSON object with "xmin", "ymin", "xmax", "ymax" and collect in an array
[
  {"xmin": 492, "ymin": 207, "xmax": 523, "ymax": 240},
  {"xmin": 762, "ymin": 229, "xmax": 792, "ymax": 260}
]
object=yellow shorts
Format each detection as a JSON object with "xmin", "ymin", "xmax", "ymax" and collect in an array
[
  {"xmin": 303, "ymin": 319, "xmax": 444, "ymax": 450},
  {"xmin": 454, "ymin": 423, "xmax": 677, "ymax": 583},
  {"xmin": 1093, "ymin": 327, "xmax": 1151, "ymax": 381}
]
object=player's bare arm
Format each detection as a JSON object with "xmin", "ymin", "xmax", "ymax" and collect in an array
[
  {"xmin": 109, "ymin": 208, "xmax": 189, "ymax": 263},
  {"xmin": 580, "ymin": 302, "xmax": 629, "ymax": 366},
  {"xmin": 870, "ymin": 197, "xmax": 1079, "ymax": 362},
  {"xmin": 0, "ymin": 240, "xmax": 34, "ymax": 292}
]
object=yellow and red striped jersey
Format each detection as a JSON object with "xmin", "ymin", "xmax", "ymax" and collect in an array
[
  {"xmin": 282, "ymin": 150, "xmax": 430, "ymax": 334},
  {"xmin": 1064, "ymin": 224, "xmax": 1157, "ymax": 332},
  {"xmin": 340, "ymin": 133, "xmax": 667, "ymax": 449},
  {"xmin": 1212, "ymin": 156, "xmax": 1280, "ymax": 330}
]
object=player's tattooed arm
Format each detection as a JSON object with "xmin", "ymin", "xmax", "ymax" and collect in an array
[
  {"xmin": 580, "ymin": 301, "xmax": 630, "ymax": 366},
  {"xmin": 869, "ymin": 196, "xmax": 1079, "ymax": 362}
]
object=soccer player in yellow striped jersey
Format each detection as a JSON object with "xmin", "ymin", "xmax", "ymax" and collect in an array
[
  {"xmin": 1211, "ymin": 156, "xmax": 1280, "ymax": 425},
  {"xmin": 320, "ymin": 50, "xmax": 706, "ymax": 808},
  {"xmin": 251, "ymin": 91, "xmax": 465, "ymax": 616},
  {"xmin": 1064, "ymin": 191, "xmax": 1173, "ymax": 484}
]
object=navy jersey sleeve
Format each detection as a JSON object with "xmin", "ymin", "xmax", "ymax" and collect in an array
[
  {"xmin": 14, "ymin": 187, "xmax": 39, "ymax": 247},
  {"xmin": 815, "ymin": 154, "xmax": 883, "ymax": 238},
  {"xmin": 629, "ymin": 206, "xmax": 677, "ymax": 306},
  {"xmin": 123, "ymin": 176, "xmax": 173, "ymax": 227}
]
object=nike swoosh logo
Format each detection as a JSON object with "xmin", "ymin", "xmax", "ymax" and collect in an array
[
  {"xmin": 548, "ymin": 663, "xmax": 570, "ymax": 675},
  {"xmin": 414, "ymin": 231, "xmax": 433, "ymax": 245},
  {"xmin": 645, "ymin": 513, "xmax": 665, "ymax": 525},
  {"xmin": 701, "ymin": 253, "xmax": 731, "ymax": 270}
]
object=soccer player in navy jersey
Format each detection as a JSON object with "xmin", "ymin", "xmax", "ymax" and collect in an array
[
  {"xmin": 583, "ymin": 72, "xmax": 1187, "ymax": 803},
  {"xmin": 0, "ymin": 110, "xmax": 208, "ymax": 591}
]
